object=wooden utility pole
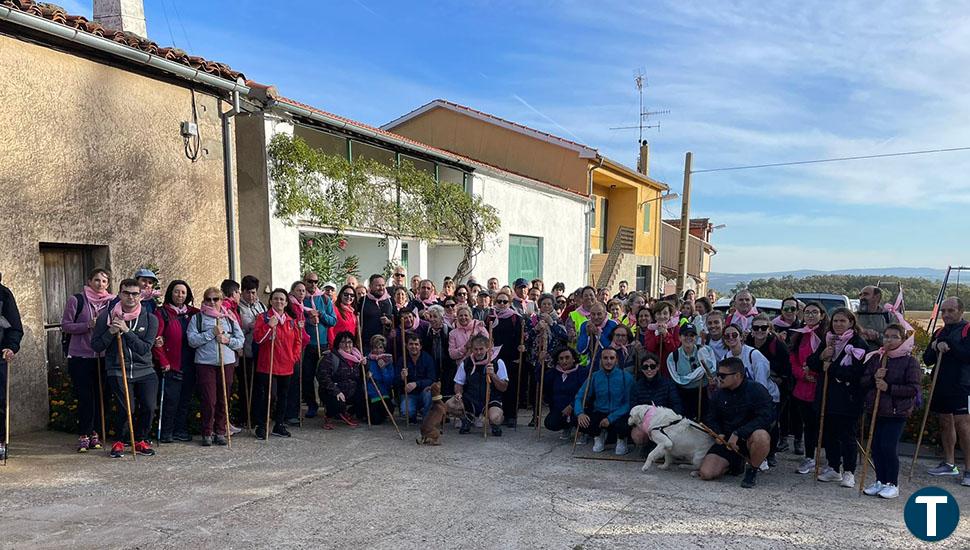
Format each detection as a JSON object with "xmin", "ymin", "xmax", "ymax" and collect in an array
[{"xmin": 676, "ymin": 152, "xmax": 692, "ymax": 294}]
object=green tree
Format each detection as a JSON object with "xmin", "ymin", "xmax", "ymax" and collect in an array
[{"xmin": 731, "ymin": 275, "xmax": 962, "ymax": 310}]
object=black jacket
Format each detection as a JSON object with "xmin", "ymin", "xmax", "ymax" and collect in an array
[
  {"xmin": 923, "ymin": 320, "xmax": 970, "ymax": 388},
  {"xmin": 91, "ymin": 307, "xmax": 159, "ymax": 380},
  {"xmin": 358, "ymin": 296, "xmax": 393, "ymax": 352},
  {"xmin": 630, "ymin": 374, "xmax": 683, "ymax": 415},
  {"xmin": 705, "ymin": 378, "xmax": 773, "ymax": 439},
  {"xmin": 807, "ymin": 332, "xmax": 868, "ymax": 416},
  {"xmin": 0, "ymin": 283, "xmax": 24, "ymax": 359}
]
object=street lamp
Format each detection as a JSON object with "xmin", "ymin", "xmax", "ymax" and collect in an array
[{"xmin": 638, "ymin": 192, "xmax": 679, "ymax": 210}]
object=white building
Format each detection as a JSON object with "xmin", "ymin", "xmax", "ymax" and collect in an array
[{"xmin": 235, "ymin": 91, "xmax": 587, "ymax": 290}]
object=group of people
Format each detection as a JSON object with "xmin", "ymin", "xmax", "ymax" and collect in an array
[{"xmin": 0, "ymin": 268, "xmax": 968, "ymax": 497}]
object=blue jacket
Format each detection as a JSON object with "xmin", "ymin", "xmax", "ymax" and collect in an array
[
  {"xmin": 304, "ymin": 294, "xmax": 337, "ymax": 347},
  {"xmin": 367, "ymin": 357, "xmax": 396, "ymax": 401},
  {"xmin": 577, "ymin": 319, "xmax": 618, "ymax": 363},
  {"xmin": 186, "ymin": 313, "xmax": 245, "ymax": 366},
  {"xmin": 543, "ymin": 365, "xmax": 589, "ymax": 416},
  {"xmin": 574, "ymin": 366, "xmax": 634, "ymax": 425},
  {"xmin": 396, "ymin": 351, "xmax": 437, "ymax": 394}
]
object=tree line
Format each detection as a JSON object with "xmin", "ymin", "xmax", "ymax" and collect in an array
[{"xmin": 732, "ymin": 274, "xmax": 964, "ymax": 310}]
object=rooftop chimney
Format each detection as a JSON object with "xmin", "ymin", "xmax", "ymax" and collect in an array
[
  {"xmin": 637, "ymin": 140, "xmax": 649, "ymax": 177},
  {"xmin": 93, "ymin": 0, "xmax": 147, "ymax": 39}
]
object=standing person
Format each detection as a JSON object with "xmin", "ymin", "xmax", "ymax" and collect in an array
[
  {"xmin": 359, "ymin": 274, "xmax": 394, "ymax": 354},
  {"xmin": 726, "ymin": 290, "xmax": 758, "ymax": 334},
  {"xmin": 472, "ymin": 291, "xmax": 491, "ymax": 322},
  {"xmin": 133, "ymin": 268, "xmax": 161, "ymax": 315},
  {"xmin": 692, "ymin": 297, "xmax": 712, "ymax": 337},
  {"xmin": 410, "ymin": 275, "xmax": 422, "ymax": 297},
  {"xmin": 604, "ymin": 324, "xmax": 637, "ymax": 372},
  {"xmin": 613, "ymin": 281, "xmax": 630, "ymax": 301},
  {"xmin": 606, "ymin": 299, "xmax": 624, "ymax": 324},
  {"xmin": 365, "ymin": 335, "xmax": 396, "ymax": 425},
  {"xmin": 237, "ymin": 275, "xmax": 266, "ymax": 427},
  {"xmin": 575, "ymin": 348, "xmax": 634, "ymax": 455},
  {"xmin": 531, "ymin": 279, "xmax": 545, "ymax": 293},
  {"xmin": 392, "ymin": 286, "xmax": 412, "ymax": 316},
  {"xmin": 61, "ymin": 268, "xmax": 115, "ymax": 452},
  {"xmin": 577, "ymin": 303, "xmax": 617, "ymax": 367},
  {"xmin": 633, "ymin": 306, "xmax": 653, "ymax": 345},
  {"xmin": 567, "ymin": 287, "xmax": 597, "ymax": 343},
  {"xmin": 252, "ymin": 289, "xmax": 303, "ymax": 439},
  {"xmin": 187, "ymin": 288, "xmax": 244, "ymax": 446},
  {"xmin": 642, "ymin": 301, "xmax": 681, "ymax": 373},
  {"xmin": 390, "ymin": 266, "xmax": 409, "ymax": 294},
  {"xmin": 302, "ymin": 274, "xmax": 337, "ymax": 419},
  {"xmin": 790, "ymin": 302, "xmax": 827, "ymax": 473},
  {"xmin": 486, "ymin": 277, "xmax": 500, "ymax": 294},
  {"xmin": 490, "ymin": 291, "xmax": 527, "ymax": 427},
  {"xmin": 153, "ymin": 280, "xmax": 198, "ymax": 443},
  {"xmin": 551, "ymin": 282, "xmax": 566, "ymax": 298},
  {"xmin": 449, "ymin": 305, "xmax": 488, "ymax": 364},
  {"xmin": 528, "ymin": 295, "xmax": 569, "ymax": 373},
  {"xmin": 665, "ymin": 324, "xmax": 716, "ymax": 420},
  {"xmin": 857, "ymin": 286, "xmax": 892, "ymax": 351},
  {"xmin": 772, "ymin": 297, "xmax": 803, "ymax": 346},
  {"xmin": 923, "ymin": 297, "xmax": 970, "ymax": 483},
  {"xmin": 454, "ymin": 285, "xmax": 471, "ymax": 308},
  {"xmin": 455, "ymin": 334, "xmax": 509, "ymax": 436},
  {"xmin": 395, "ymin": 332, "xmax": 437, "ymax": 424},
  {"xmin": 554, "ymin": 295, "xmax": 567, "ymax": 317},
  {"xmin": 746, "ymin": 315, "xmax": 791, "ymax": 461},
  {"xmin": 283, "ymin": 281, "xmax": 311, "ymax": 425},
  {"xmin": 706, "ymin": 289, "xmax": 718, "ymax": 304},
  {"xmin": 441, "ymin": 278, "xmax": 456, "ymax": 301},
  {"xmin": 698, "ymin": 357, "xmax": 774, "ymax": 488},
  {"xmin": 511, "ymin": 278, "xmax": 533, "ymax": 315},
  {"xmin": 704, "ymin": 311, "xmax": 730, "ymax": 361},
  {"xmin": 859, "ymin": 324, "xmax": 921, "ymax": 498},
  {"xmin": 540, "ymin": 348, "xmax": 588, "ymax": 439},
  {"xmin": 621, "ymin": 293, "xmax": 646, "ymax": 328},
  {"xmin": 414, "ymin": 279, "xmax": 439, "ymax": 311},
  {"xmin": 440, "ymin": 297, "xmax": 458, "ymax": 328},
  {"xmin": 422, "ymin": 307, "xmax": 455, "ymax": 395},
  {"xmin": 220, "ymin": 279, "xmax": 241, "ymax": 322},
  {"xmin": 808, "ymin": 308, "xmax": 868, "ymax": 488},
  {"xmin": 91, "ymin": 278, "xmax": 160, "ymax": 459},
  {"xmin": 0, "ymin": 274, "xmax": 24, "ymax": 462},
  {"xmin": 318, "ymin": 332, "xmax": 367, "ymax": 428},
  {"xmin": 329, "ymin": 284, "xmax": 358, "ymax": 350},
  {"xmin": 722, "ymin": 324, "xmax": 780, "ymax": 412}
]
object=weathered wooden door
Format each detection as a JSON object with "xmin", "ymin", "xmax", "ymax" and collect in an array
[{"xmin": 39, "ymin": 246, "xmax": 98, "ymax": 372}]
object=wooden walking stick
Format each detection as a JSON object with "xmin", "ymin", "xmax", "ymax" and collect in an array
[
  {"xmin": 96, "ymin": 355, "xmax": 107, "ymax": 443},
  {"xmin": 512, "ymin": 315, "xmax": 526, "ymax": 430},
  {"xmin": 400, "ymin": 320, "xmax": 409, "ymax": 427},
  {"xmin": 355, "ymin": 308, "xmax": 372, "ymax": 428},
  {"xmin": 535, "ymin": 330, "xmax": 548, "ymax": 439},
  {"xmin": 694, "ymin": 421, "xmax": 746, "ymax": 457},
  {"xmin": 813, "ymin": 361, "xmax": 832, "ymax": 480},
  {"xmin": 215, "ymin": 321, "xmax": 232, "ymax": 449},
  {"xmin": 858, "ymin": 353, "xmax": 888, "ymax": 495},
  {"xmin": 483, "ymin": 318, "xmax": 496, "ymax": 440},
  {"xmin": 116, "ymin": 334, "xmax": 137, "ymax": 461},
  {"xmin": 264, "ymin": 326, "xmax": 276, "ymax": 441},
  {"xmin": 910, "ymin": 352, "xmax": 945, "ymax": 480},
  {"xmin": 3, "ymin": 353, "xmax": 10, "ymax": 466},
  {"xmin": 572, "ymin": 339, "xmax": 600, "ymax": 454},
  {"xmin": 242, "ymin": 355, "xmax": 253, "ymax": 431},
  {"xmin": 367, "ymin": 372, "xmax": 403, "ymax": 440}
]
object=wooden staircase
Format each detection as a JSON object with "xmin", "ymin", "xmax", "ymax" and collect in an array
[{"xmin": 594, "ymin": 226, "xmax": 635, "ymax": 290}]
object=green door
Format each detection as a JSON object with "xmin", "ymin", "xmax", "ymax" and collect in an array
[{"xmin": 508, "ymin": 235, "xmax": 542, "ymax": 283}]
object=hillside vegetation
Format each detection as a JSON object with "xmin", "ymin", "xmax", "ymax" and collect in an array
[{"xmin": 732, "ymin": 274, "xmax": 966, "ymax": 310}]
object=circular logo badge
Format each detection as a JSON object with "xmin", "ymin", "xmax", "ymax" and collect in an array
[{"xmin": 904, "ymin": 486, "xmax": 960, "ymax": 542}]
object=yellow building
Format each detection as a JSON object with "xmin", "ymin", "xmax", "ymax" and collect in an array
[{"xmin": 383, "ymin": 100, "xmax": 668, "ymax": 293}]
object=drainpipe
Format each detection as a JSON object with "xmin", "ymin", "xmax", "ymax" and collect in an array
[
  {"xmin": 222, "ymin": 89, "xmax": 241, "ymax": 280},
  {"xmin": 585, "ymin": 157, "xmax": 603, "ymax": 286}
]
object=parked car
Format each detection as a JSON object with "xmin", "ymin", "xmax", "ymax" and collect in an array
[
  {"xmin": 793, "ymin": 293, "xmax": 851, "ymax": 315},
  {"xmin": 712, "ymin": 297, "xmax": 783, "ymax": 318}
]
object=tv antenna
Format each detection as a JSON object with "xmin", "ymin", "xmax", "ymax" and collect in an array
[{"xmin": 609, "ymin": 70, "xmax": 669, "ymax": 142}]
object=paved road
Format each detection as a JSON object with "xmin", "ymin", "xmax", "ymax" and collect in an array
[{"xmin": 1, "ymin": 422, "xmax": 968, "ymax": 549}]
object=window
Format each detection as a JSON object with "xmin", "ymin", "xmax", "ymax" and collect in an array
[
  {"xmin": 400, "ymin": 154, "xmax": 435, "ymax": 176},
  {"xmin": 508, "ymin": 235, "xmax": 542, "ymax": 282},
  {"xmin": 438, "ymin": 165, "xmax": 465, "ymax": 187},
  {"xmin": 400, "ymin": 242, "xmax": 409, "ymax": 270},
  {"xmin": 351, "ymin": 140, "xmax": 396, "ymax": 166},
  {"xmin": 635, "ymin": 265, "xmax": 652, "ymax": 293},
  {"xmin": 642, "ymin": 203, "xmax": 651, "ymax": 234},
  {"xmin": 294, "ymin": 125, "xmax": 348, "ymax": 159}
]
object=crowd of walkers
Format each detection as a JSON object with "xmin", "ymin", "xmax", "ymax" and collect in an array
[{"xmin": 0, "ymin": 269, "xmax": 968, "ymax": 496}]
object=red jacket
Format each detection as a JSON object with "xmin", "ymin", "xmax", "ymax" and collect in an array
[
  {"xmin": 152, "ymin": 304, "xmax": 200, "ymax": 373},
  {"xmin": 328, "ymin": 305, "xmax": 358, "ymax": 349},
  {"xmin": 642, "ymin": 326, "xmax": 680, "ymax": 378},
  {"xmin": 253, "ymin": 312, "xmax": 303, "ymax": 376}
]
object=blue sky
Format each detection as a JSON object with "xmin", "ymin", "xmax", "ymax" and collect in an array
[{"xmin": 64, "ymin": 1, "xmax": 969, "ymax": 272}]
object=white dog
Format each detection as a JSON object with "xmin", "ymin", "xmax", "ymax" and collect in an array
[{"xmin": 628, "ymin": 404, "xmax": 714, "ymax": 472}]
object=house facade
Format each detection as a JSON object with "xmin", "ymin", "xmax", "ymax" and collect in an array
[{"xmin": 660, "ymin": 218, "xmax": 718, "ymax": 296}]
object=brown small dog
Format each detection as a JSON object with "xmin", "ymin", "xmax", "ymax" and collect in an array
[{"xmin": 417, "ymin": 381, "xmax": 446, "ymax": 445}]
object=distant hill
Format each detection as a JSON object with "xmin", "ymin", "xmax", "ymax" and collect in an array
[{"xmin": 709, "ymin": 267, "xmax": 948, "ymax": 293}]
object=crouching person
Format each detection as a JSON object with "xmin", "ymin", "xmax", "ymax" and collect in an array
[
  {"xmin": 630, "ymin": 352, "xmax": 683, "ymax": 455},
  {"xmin": 575, "ymin": 348, "xmax": 634, "ymax": 455},
  {"xmin": 541, "ymin": 347, "xmax": 589, "ymax": 440},
  {"xmin": 698, "ymin": 357, "xmax": 773, "ymax": 488},
  {"xmin": 454, "ymin": 335, "xmax": 508, "ymax": 437}
]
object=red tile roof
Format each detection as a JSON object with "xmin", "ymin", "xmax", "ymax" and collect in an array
[{"xmin": 1, "ymin": 0, "xmax": 244, "ymax": 82}]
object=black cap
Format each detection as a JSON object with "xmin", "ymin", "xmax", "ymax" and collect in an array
[
  {"xmin": 514, "ymin": 278, "xmax": 529, "ymax": 288},
  {"xmin": 680, "ymin": 323, "xmax": 698, "ymax": 336}
]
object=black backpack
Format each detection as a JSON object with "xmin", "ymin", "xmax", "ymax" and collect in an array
[{"xmin": 61, "ymin": 293, "xmax": 84, "ymax": 356}]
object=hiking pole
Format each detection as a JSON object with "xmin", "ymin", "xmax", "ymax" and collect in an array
[
  {"xmin": 356, "ymin": 308, "xmax": 371, "ymax": 428},
  {"xmin": 813, "ymin": 362, "xmax": 832, "ymax": 480},
  {"xmin": 116, "ymin": 334, "xmax": 137, "ymax": 461},
  {"xmin": 96, "ymin": 355, "xmax": 107, "ymax": 444},
  {"xmin": 242, "ymin": 355, "xmax": 252, "ymax": 431},
  {"xmin": 3, "ymin": 353, "xmax": 10, "ymax": 466},
  {"xmin": 513, "ymin": 315, "xmax": 526, "ymax": 430},
  {"xmin": 485, "ymin": 318, "xmax": 495, "ymax": 440},
  {"xmin": 694, "ymin": 421, "xmax": 745, "ymax": 457},
  {"xmin": 572, "ymin": 339, "xmax": 600, "ymax": 454},
  {"xmin": 264, "ymin": 326, "xmax": 276, "ymax": 441},
  {"xmin": 367, "ymin": 372, "xmax": 403, "ymax": 440},
  {"xmin": 535, "ymin": 334, "xmax": 547, "ymax": 440},
  {"xmin": 858, "ymin": 353, "xmax": 888, "ymax": 496},
  {"xmin": 157, "ymin": 374, "xmax": 165, "ymax": 442},
  {"xmin": 216, "ymin": 321, "xmax": 232, "ymax": 449},
  {"xmin": 400, "ymin": 320, "xmax": 409, "ymax": 427},
  {"xmin": 910, "ymin": 352, "xmax": 946, "ymax": 480}
]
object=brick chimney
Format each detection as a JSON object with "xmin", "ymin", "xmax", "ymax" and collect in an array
[
  {"xmin": 93, "ymin": 0, "xmax": 147, "ymax": 39},
  {"xmin": 637, "ymin": 140, "xmax": 649, "ymax": 176}
]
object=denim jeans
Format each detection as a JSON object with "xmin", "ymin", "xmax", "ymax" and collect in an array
[{"xmin": 400, "ymin": 388, "xmax": 433, "ymax": 420}]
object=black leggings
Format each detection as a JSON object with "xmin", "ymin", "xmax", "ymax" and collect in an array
[
  {"xmin": 791, "ymin": 398, "xmax": 818, "ymax": 458},
  {"xmin": 544, "ymin": 411, "xmax": 576, "ymax": 432},
  {"xmin": 108, "ymin": 374, "xmax": 158, "ymax": 443},
  {"xmin": 68, "ymin": 357, "xmax": 106, "ymax": 436},
  {"xmin": 579, "ymin": 411, "xmax": 631, "ymax": 440},
  {"xmin": 254, "ymin": 373, "xmax": 291, "ymax": 428},
  {"xmin": 823, "ymin": 412, "xmax": 859, "ymax": 473}
]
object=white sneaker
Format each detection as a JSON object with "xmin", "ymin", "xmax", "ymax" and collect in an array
[
  {"xmin": 615, "ymin": 439, "xmax": 629, "ymax": 456},
  {"xmin": 474, "ymin": 417, "xmax": 484, "ymax": 428},
  {"xmin": 818, "ymin": 466, "xmax": 842, "ymax": 482},
  {"xmin": 759, "ymin": 459, "xmax": 770, "ymax": 472},
  {"xmin": 592, "ymin": 434, "xmax": 606, "ymax": 453},
  {"xmin": 577, "ymin": 433, "xmax": 589, "ymax": 445},
  {"xmin": 840, "ymin": 471, "xmax": 855, "ymax": 488},
  {"xmin": 863, "ymin": 481, "xmax": 884, "ymax": 496},
  {"xmin": 229, "ymin": 424, "xmax": 242, "ymax": 435},
  {"xmin": 878, "ymin": 483, "xmax": 899, "ymax": 499},
  {"xmin": 797, "ymin": 457, "xmax": 815, "ymax": 474},
  {"xmin": 453, "ymin": 417, "xmax": 462, "ymax": 428}
]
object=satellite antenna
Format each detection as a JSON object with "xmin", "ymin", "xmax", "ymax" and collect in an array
[{"xmin": 609, "ymin": 69, "xmax": 669, "ymax": 142}]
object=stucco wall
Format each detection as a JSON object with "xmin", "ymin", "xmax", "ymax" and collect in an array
[{"xmin": 0, "ymin": 34, "xmax": 233, "ymax": 433}]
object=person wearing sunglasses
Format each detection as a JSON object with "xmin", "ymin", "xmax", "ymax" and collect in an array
[
  {"xmin": 722, "ymin": 324, "xmax": 779, "ymax": 407},
  {"xmin": 790, "ymin": 302, "xmax": 827, "ymax": 473},
  {"xmin": 440, "ymin": 299, "xmax": 458, "ymax": 328},
  {"xmin": 328, "ymin": 284, "xmax": 359, "ymax": 351},
  {"xmin": 698, "ymin": 357, "xmax": 774, "ymax": 488},
  {"xmin": 575, "ymin": 347, "xmax": 634, "ymax": 455},
  {"xmin": 630, "ymin": 353, "xmax": 683, "ymax": 452},
  {"xmin": 540, "ymin": 347, "xmax": 588, "ymax": 440},
  {"xmin": 665, "ymin": 323, "xmax": 716, "ymax": 421},
  {"xmin": 771, "ymin": 297, "xmax": 803, "ymax": 346},
  {"xmin": 453, "ymin": 284, "xmax": 471, "ymax": 308},
  {"xmin": 553, "ymin": 296, "xmax": 567, "ymax": 316},
  {"xmin": 490, "ymin": 291, "xmax": 528, "ymax": 427},
  {"xmin": 744, "ymin": 314, "xmax": 791, "ymax": 464}
]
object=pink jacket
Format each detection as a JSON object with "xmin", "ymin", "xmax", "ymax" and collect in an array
[
  {"xmin": 448, "ymin": 319, "xmax": 488, "ymax": 361},
  {"xmin": 790, "ymin": 333, "xmax": 818, "ymax": 402}
]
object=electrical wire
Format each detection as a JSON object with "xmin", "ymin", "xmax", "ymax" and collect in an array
[
  {"xmin": 691, "ymin": 146, "xmax": 970, "ymax": 174},
  {"xmin": 184, "ymin": 89, "xmax": 201, "ymax": 162}
]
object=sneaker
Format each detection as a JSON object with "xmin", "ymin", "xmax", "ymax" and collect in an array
[
  {"xmin": 592, "ymin": 434, "xmax": 606, "ymax": 453},
  {"xmin": 793, "ymin": 439, "xmax": 805, "ymax": 455},
  {"xmin": 878, "ymin": 483, "xmax": 899, "ymax": 499},
  {"xmin": 491, "ymin": 426, "xmax": 503, "ymax": 437},
  {"xmin": 452, "ymin": 417, "xmax": 462, "ymax": 428},
  {"xmin": 89, "ymin": 433, "xmax": 103, "ymax": 450},
  {"xmin": 255, "ymin": 426, "xmax": 267, "ymax": 440},
  {"xmin": 200, "ymin": 435, "xmax": 213, "ymax": 447},
  {"xmin": 339, "ymin": 413, "xmax": 359, "ymax": 428},
  {"xmin": 172, "ymin": 432, "xmax": 193, "ymax": 442},
  {"xmin": 0, "ymin": 442, "xmax": 6, "ymax": 461},
  {"xmin": 459, "ymin": 420, "xmax": 471, "ymax": 434},
  {"xmin": 213, "ymin": 435, "xmax": 228, "ymax": 446},
  {"xmin": 577, "ymin": 434, "xmax": 589, "ymax": 446},
  {"xmin": 840, "ymin": 471, "xmax": 855, "ymax": 488},
  {"xmin": 305, "ymin": 404, "xmax": 319, "ymax": 419},
  {"xmin": 759, "ymin": 459, "xmax": 770, "ymax": 472},
  {"xmin": 560, "ymin": 427, "xmax": 574, "ymax": 441},
  {"xmin": 109, "ymin": 441, "xmax": 124, "ymax": 459},
  {"xmin": 797, "ymin": 458, "xmax": 816, "ymax": 475},
  {"xmin": 228, "ymin": 424, "xmax": 242, "ymax": 435},
  {"xmin": 776, "ymin": 438, "xmax": 790, "ymax": 453},
  {"xmin": 321, "ymin": 419, "xmax": 335, "ymax": 430},
  {"xmin": 474, "ymin": 417, "xmax": 484, "ymax": 429},
  {"xmin": 285, "ymin": 417, "xmax": 301, "ymax": 427},
  {"xmin": 134, "ymin": 441, "xmax": 156, "ymax": 456},
  {"xmin": 741, "ymin": 465, "xmax": 758, "ymax": 488},
  {"xmin": 818, "ymin": 466, "xmax": 842, "ymax": 482},
  {"xmin": 963, "ymin": 472, "xmax": 970, "ymax": 487},
  {"xmin": 77, "ymin": 436, "xmax": 90, "ymax": 453},
  {"xmin": 766, "ymin": 454, "xmax": 778, "ymax": 468},
  {"xmin": 159, "ymin": 434, "xmax": 174, "ymax": 444},
  {"xmin": 928, "ymin": 461, "xmax": 960, "ymax": 477},
  {"xmin": 272, "ymin": 424, "xmax": 292, "ymax": 438},
  {"xmin": 615, "ymin": 439, "xmax": 629, "ymax": 456},
  {"xmin": 863, "ymin": 481, "xmax": 885, "ymax": 496}
]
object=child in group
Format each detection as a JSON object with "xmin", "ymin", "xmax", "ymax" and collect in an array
[{"xmin": 365, "ymin": 335, "xmax": 396, "ymax": 425}]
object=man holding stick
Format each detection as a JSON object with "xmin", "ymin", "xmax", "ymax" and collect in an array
[
  {"xmin": 92, "ymin": 278, "xmax": 159, "ymax": 459},
  {"xmin": 0, "ymin": 274, "xmax": 24, "ymax": 462},
  {"xmin": 455, "ymin": 335, "xmax": 508, "ymax": 437},
  {"xmin": 923, "ymin": 297, "xmax": 970, "ymax": 485},
  {"xmin": 698, "ymin": 357, "xmax": 773, "ymax": 488},
  {"xmin": 302, "ymin": 273, "xmax": 336, "ymax": 420}
]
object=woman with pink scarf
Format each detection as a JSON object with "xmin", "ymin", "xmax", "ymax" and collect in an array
[
  {"xmin": 449, "ymin": 305, "xmax": 487, "ymax": 362},
  {"xmin": 807, "ymin": 307, "xmax": 869, "ymax": 488},
  {"xmin": 790, "ymin": 302, "xmax": 827, "ymax": 474},
  {"xmin": 61, "ymin": 268, "xmax": 115, "ymax": 452},
  {"xmin": 317, "ymin": 331, "xmax": 366, "ymax": 428},
  {"xmin": 490, "ymin": 291, "xmax": 527, "ymax": 427}
]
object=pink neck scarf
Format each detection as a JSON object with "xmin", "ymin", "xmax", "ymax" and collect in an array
[
  {"xmin": 84, "ymin": 286, "xmax": 115, "ymax": 313},
  {"xmin": 827, "ymin": 330, "xmax": 865, "ymax": 366},
  {"xmin": 166, "ymin": 303, "xmax": 188, "ymax": 316},
  {"xmin": 201, "ymin": 304, "xmax": 230, "ymax": 319},
  {"xmin": 771, "ymin": 316, "xmax": 793, "ymax": 329},
  {"xmin": 864, "ymin": 289, "xmax": 914, "ymax": 361},
  {"xmin": 367, "ymin": 290, "xmax": 391, "ymax": 303},
  {"xmin": 271, "ymin": 309, "xmax": 288, "ymax": 324},
  {"xmin": 791, "ymin": 324, "xmax": 822, "ymax": 353},
  {"xmin": 575, "ymin": 305, "xmax": 591, "ymax": 318},
  {"xmin": 140, "ymin": 288, "xmax": 161, "ymax": 302},
  {"xmin": 729, "ymin": 307, "xmax": 758, "ymax": 324},
  {"xmin": 419, "ymin": 296, "xmax": 438, "ymax": 307},
  {"xmin": 111, "ymin": 300, "xmax": 141, "ymax": 322},
  {"xmin": 311, "ymin": 288, "xmax": 324, "ymax": 297},
  {"xmin": 647, "ymin": 318, "xmax": 678, "ymax": 335},
  {"xmin": 338, "ymin": 347, "xmax": 364, "ymax": 365},
  {"xmin": 492, "ymin": 307, "xmax": 517, "ymax": 320},
  {"xmin": 556, "ymin": 363, "xmax": 579, "ymax": 381},
  {"xmin": 468, "ymin": 346, "xmax": 502, "ymax": 375},
  {"xmin": 369, "ymin": 352, "xmax": 393, "ymax": 365}
]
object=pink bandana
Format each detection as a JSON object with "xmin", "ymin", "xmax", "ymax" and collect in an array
[
  {"xmin": 827, "ymin": 330, "xmax": 865, "ymax": 366},
  {"xmin": 140, "ymin": 288, "xmax": 161, "ymax": 302},
  {"xmin": 338, "ymin": 347, "xmax": 364, "ymax": 365},
  {"xmin": 866, "ymin": 288, "xmax": 915, "ymax": 361},
  {"xmin": 468, "ymin": 346, "xmax": 503, "ymax": 375},
  {"xmin": 201, "ymin": 304, "xmax": 230, "ymax": 319},
  {"xmin": 555, "ymin": 363, "xmax": 579, "ymax": 381},
  {"xmin": 111, "ymin": 300, "xmax": 141, "ymax": 322},
  {"xmin": 165, "ymin": 303, "xmax": 187, "ymax": 316},
  {"xmin": 647, "ymin": 318, "xmax": 678, "ymax": 335},
  {"xmin": 419, "ymin": 296, "xmax": 438, "ymax": 307},
  {"xmin": 728, "ymin": 307, "xmax": 759, "ymax": 326},
  {"xmin": 792, "ymin": 324, "xmax": 822, "ymax": 353},
  {"xmin": 83, "ymin": 286, "xmax": 115, "ymax": 314},
  {"xmin": 367, "ymin": 291, "xmax": 391, "ymax": 303},
  {"xmin": 637, "ymin": 406, "xmax": 658, "ymax": 440},
  {"xmin": 771, "ymin": 316, "xmax": 793, "ymax": 329},
  {"xmin": 368, "ymin": 352, "xmax": 393, "ymax": 366}
]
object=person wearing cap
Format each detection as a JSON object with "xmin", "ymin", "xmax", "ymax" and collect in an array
[
  {"xmin": 472, "ymin": 290, "xmax": 491, "ymax": 322},
  {"xmin": 511, "ymin": 278, "xmax": 533, "ymax": 315},
  {"xmin": 133, "ymin": 268, "xmax": 160, "ymax": 314},
  {"xmin": 665, "ymin": 323, "xmax": 716, "ymax": 421},
  {"xmin": 301, "ymin": 273, "xmax": 336, "ymax": 419}
]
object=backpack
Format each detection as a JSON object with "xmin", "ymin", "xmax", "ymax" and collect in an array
[{"xmin": 61, "ymin": 293, "xmax": 84, "ymax": 356}]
